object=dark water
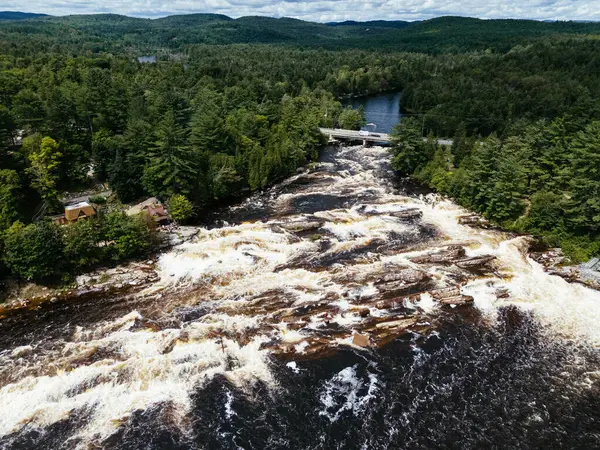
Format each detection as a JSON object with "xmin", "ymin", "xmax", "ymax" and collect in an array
[
  {"xmin": 8, "ymin": 310, "xmax": 600, "ymax": 450},
  {"xmin": 344, "ymin": 92, "xmax": 401, "ymax": 133}
]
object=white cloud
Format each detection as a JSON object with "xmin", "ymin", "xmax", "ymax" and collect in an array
[{"xmin": 5, "ymin": 0, "xmax": 600, "ymax": 22}]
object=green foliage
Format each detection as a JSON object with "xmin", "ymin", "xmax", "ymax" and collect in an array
[
  {"xmin": 337, "ymin": 106, "xmax": 365, "ymax": 130},
  {"xmin": 88, "ymin": 195, "xmax": 107, "ymax": 204},
  {"xmin": 390, "ymin": 118, "xmax": 432, "ymax": 175},
  {"xmin": 3, "ymin": 221, "xmax": 64, "ymax": 282},
  {"xmin": 103, "ymin": 212, "xmax": 155, "ymax": 261},
  {"xmin": 0, "ymin": 169, "xmax": 22, "ymax": 234},
  {"xmin": 168, "ymin": 194, "xmax": 194, "ymax": 222},
  {"xmin": 26, "ymin": 136, "xmax": 62, "ymax": 203},
  {"xmin": 143, "ymin": 110, "xmax": 197, "ymax": 198},
  {"xmin": 63, "ymin": 218, "xmax": 104, "ymax": 269}
]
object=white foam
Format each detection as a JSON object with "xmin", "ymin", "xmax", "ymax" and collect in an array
[{"xmin": 318, "ymin": 365, "xmax": 379, "ymax": 422}]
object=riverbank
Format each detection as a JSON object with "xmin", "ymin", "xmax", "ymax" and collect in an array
[{"xmin": 0, "ymin": 225, "xmax": 202, "ymax": 318}]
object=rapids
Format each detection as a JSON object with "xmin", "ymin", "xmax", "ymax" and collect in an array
[{"xmin": 1, "ymin": 144, "xmax": 600, "ymax": 449}]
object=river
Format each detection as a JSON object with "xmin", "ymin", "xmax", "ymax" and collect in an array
[
  {"xmin": 344, "ymin": 92, "xmax": 401, "ymax": 133},
  {"xmin": 1, "ymin": 142, "xmax": 600, "ymax": 449}
]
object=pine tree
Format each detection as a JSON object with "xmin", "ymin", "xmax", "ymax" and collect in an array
[{"xmin": 143, "ymin": 110, "xmax": 197, "ymax": 198}]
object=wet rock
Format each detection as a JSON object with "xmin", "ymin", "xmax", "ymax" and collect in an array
[
  {"xmin": 374, "ymin": 298, "xmax": 404, "ymax": 310},
  {"xmin": 428, "ymin": 286, "xmax": 474, "ymax": 305},
  {"xmin": 376, "ymin": 268, "xmax": 428, "ymax": 285},
  {"xmin": 352, "ymin": 332, "xmax": 371, "ymax": 347},
  {"xmin": 410, "ymin": 245, "xmax": 466, "ymax": 264},
  {"xmin": 458, "ymin": 214, "xmax": 490, "ymax": 228},
  {"xmin": 530, "ymin": 248, "xmax": 565, "ymax": 267},
  {"xmin": 439, "ymin": 295, "xmax": 474, "ymax": 306},
  {"xmin": 548, "ymin": 267, "xmax": 580, "ymax": 282},
  {"xmin": 455, "ymin": 255, "xmax": 496, "ymax": 270},
  {"xmin": 495, "ymin": 288, "xmax": 510, "ymax": 299},
  {"xmin": 429, "ymin": 286, "xmax": 461, "ymax": 300},
  {"xmin": 279, "ymin": 221, "xmax": 323, "ymax": 233},
  {"xmin": 389, "ymin": 208, "xmax": 423, "ymax": 221},
  {"xmin": 358, "ymin": 308, "xmax": 370, "ymax": 318},
  {"xmin": 374, "ymin": 317, "xmax": 417, "ymax": 329}
]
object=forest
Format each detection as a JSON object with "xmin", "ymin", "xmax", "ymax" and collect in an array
[{"xmin": 0, "ymin": 13, "xmax": 600, "ymax": 284}]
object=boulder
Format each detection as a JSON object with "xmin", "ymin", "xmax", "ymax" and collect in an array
[{"xmin": 358, "ymin": 308, "xmax": 370, "ymax": 317}]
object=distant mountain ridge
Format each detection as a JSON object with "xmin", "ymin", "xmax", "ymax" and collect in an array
[
  {"xmin": 1, "ymin": 11, "xmax": 600, "ymax": 54},
  {"xmin": 327, "ymin": 20, "xmax": 411, "ymax": 28},
  {"xmin": 0, "ymin": 11, "xmax": 49, "ymax": 20}
]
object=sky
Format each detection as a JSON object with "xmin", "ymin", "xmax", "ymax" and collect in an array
[{"xmin": 2, "ymin": 0, "xmax": 599, "ymax": 22}]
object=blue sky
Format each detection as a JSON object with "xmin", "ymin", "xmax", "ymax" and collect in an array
[{"xmin": 3, "ymin": 0, "xmax": 599, "ymax": 22}]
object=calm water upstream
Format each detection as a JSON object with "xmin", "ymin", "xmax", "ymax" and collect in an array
[
  {"xmin": 344, "ymin": 92, "xmax": 401, "ymax": 133},
  {"xmin": 1, "ymin": 142, "xmax": 600, "ymax": 449}
]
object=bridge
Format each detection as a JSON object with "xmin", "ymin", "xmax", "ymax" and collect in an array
[
  {"xmin": 320, "ymin": 128, "xmax": 391, "ymax": 144},
  {"xmin": 319, "ymin": 128, "xmax": 453, "ymax": 146}
]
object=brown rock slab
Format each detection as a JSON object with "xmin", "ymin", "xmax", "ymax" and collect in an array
[
  {"xmin": 411, "ymin": 245, "xmax": 466, "ymax": 264},
  {"xmin": 352, "ymin": 332, "xmax": 371, "ymax": 347},
  {"xmin": 455, "ymin": 255, "xmax": 496, "ymax": 269}
]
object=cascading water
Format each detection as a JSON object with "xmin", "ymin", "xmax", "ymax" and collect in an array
[{"xmin": 1, "ymin": 144, "xmax": 600, "ymax": 449}]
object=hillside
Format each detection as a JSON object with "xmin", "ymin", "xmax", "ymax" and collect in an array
[{"xmin": 0, "ymin": 12, "xmax": 600, "ymax": 54}]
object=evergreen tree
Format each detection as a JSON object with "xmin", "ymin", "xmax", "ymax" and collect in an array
[
  {"xmin": 26, "ymin": 136, "xmax": 62, "ymax": 205},
  {"xmin": 143, "ymin": 110, "xmax": 197, "ymax": 198}
]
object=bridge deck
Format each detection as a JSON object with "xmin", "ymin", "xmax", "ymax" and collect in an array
[
  {"xmin": 319, "ymin": 128, "xmax": 391, "ymax": 143},
  {"xmin": 319, "ymin": 127, "xmax": 453, "ymax": 146}
]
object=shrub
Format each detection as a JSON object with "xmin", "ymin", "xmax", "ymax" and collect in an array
[
  {"xmin": 88, "ymin": 195, "xmax": 107, "ymax": 204},
  {"xmin": 167, "ymin": 194, "xmax": 194, "ymax": 222},
  {"xmin": 102, "ymin": 212, "xmax": 155, "ymax": 261},
  {"xmin": 3, "ymin": 221, "xmax": 64, "ymax": 282}
]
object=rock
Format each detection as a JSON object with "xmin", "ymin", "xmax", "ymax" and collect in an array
[
  {"xmin": 389, "ymin": 208, "xmax": 423, "ymax": 221},
  {"xmin": 374, "ymin": 317, "xmax": 417, "ymax": 329},
  {"xmin": 376, "ymin": 268, "xmax": 428, "ymax": 285},
  {"xmin": 458, "ymin": 214, "xmax": 490, "ymax": 228},
  {"xmin": 530, "ymin": 248, "xmax": 565, "ymax": 267},
  {"xmin": 352, "ymin": 332, "xmax": 371, "ymax": 347},
  {"xmin": 455, "ymin": 255, "xmax": 496, "ymax": 269},
  {"xmin": 374, "ymin": 298, "xmax": 403, "ymax": 310},
  {"xmin": 439, "ymin": 295, "xmax": 474, "ymax": 306},
  {"xmin": 495, "ymin": 288, "xmax": 510, "ymax": 299},
  {"xmin": 279, "ymin": 221, "xmax": 323, "ymax": 233},
  {"xmin": 429, "ymin": 286, "xmax": 461, "ymax": 300},
  {"xmin": 428, "ymin": 286, "xmax": 473, "ymax": 305},
  {"xmin": 548, "ymin": 267, "xmax": 579, "ymax": 282},
  {"xmin": 358, "ymin": 308, "xmax": 370, "ymax": 318},
  {"xmin": 77, "ymin": 275, "xmax": 93, "ymax": 287},
  {"xmin": 411, "ymin": 245, "xmax": 466, "ymax": 264}
]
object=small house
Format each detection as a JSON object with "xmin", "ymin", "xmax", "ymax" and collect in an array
[
  {"xmin": 64, "ymin": 202, "xmax": 96, "ymax": 223},
  {"xmin": 126, "ymin": 197, "xmax": 170, "ymax": 224}
]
